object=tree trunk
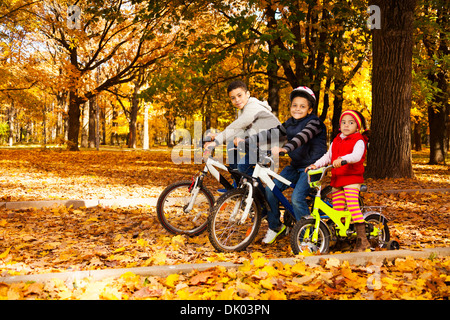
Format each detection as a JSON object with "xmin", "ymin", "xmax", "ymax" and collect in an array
[
  {"xmin": 267, "ymin": 74, "xmax": 280, "ymax": 117},
  {"xmin": 67, "ymin": 90, "xmax": 81, "ymax": 151},
  {"xmin": 413, "ymin": 121, "xmax": 422, "ymax": 151},
  {"xmin": 267, "ymin": 42, "xmax": 280, "ymax": 117},
  {"xmin": 422, "ymin": 0, "xmax": 449, "ymax": 164},
  {"xmin": 428, "ymin": 102, "xmax": 447, "ymax": 164},
  {"xmin": 143, "ymin": 103, "xmax": 149, "ymax": 150},
  {"xmin": 331, "ymin": 82, "xmax": 344, "ymax": 141},
  {"xmin": 88, "ymin": 97, "xmax": 96, "ymax": 148},
  {"xmin": 127, "ymin": 90, "xmax": 140, "ymax": 149},
  {"xmin": 366, "ymin": 0, "xmax": 415, "ymax": 179},
  {"xmin": 8, "ymin": 101, "xmax": 15, "ymax": 147}
]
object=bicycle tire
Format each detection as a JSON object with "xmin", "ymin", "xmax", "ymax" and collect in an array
[
  {"xmin": 290, "ymin": 218, "xmax": 330, "ymax": 254},
  {"xmin": 207, "ymin": 188, "xmax": 261, "ymax": 252},
  {"xmin": 364, "ymin": 212, "xmax": 390, "ymax": 249},
  {"xmin": 156, "ymin": 180, "xmax": 215, "ymax": 236}
]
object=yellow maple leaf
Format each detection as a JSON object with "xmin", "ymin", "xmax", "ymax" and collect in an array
[
  {"xmin": 136, "ymin": 238, "xmax": 149, "ymax": 247},
  {"xmin": 165, "ymin": 274, "xmax": 179, "ymax": 287},
  {"xmin": 217, "ymin": 287, "xmax": 235, "ymax": 300},
  {"xmin": 261, "ymin": 290, "xmax": 286, "ymax": 300},
  {"xmin": 291, "ymin": 262, "xmax": 310, "ymax": 275},
  {"xmin": 0, "ymin": 247, "xmax": 11, "ymax": 259},
  {"xmin": 171, "ymin": 235, "xmax": 185, "ymax": 249},
  {"xmin": 239, "ymin": 260, "xmax": 252, "ymax": 272},
  {"xmin": 113, "ymin": 247, "xmax": 126, "ymax": 253},
  {"xmin": 120, "ymin": 272, "xmax": 139, "ymax": 281},
  {"xmin": 253, "ymin": 257, "xmax": 269, "ymax": 268},
  {"xmin": 152, "ymin": 252, "xmax": 167, "ymax": 265},
  {"xmin": 250, "ymin": 251, "xmax": 263, "ymax": 259},
  {"xmin": 260, "ymin": 278, "xmax": 273, "ymax": 290}
]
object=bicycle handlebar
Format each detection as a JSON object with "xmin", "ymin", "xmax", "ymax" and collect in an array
[
  {"xmin": 306, "ymin": 160, "xmax": 347, "ymax": 185},
  {"xmin": 203, "ymin": 136, "xmax": 213, "ymax": 143}
]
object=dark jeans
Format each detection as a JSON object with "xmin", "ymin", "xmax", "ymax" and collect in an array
[{"xmin": 265, "ymin": 165, "xmax": 311, "ymax": 231}]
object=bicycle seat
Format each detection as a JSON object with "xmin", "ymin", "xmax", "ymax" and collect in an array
[{"xmin": 360, "ymin": 184, "xmax": 367, "ymax": 193}]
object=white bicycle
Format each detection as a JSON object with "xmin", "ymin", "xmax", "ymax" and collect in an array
[
  {"xmin": 156, "ymin": 143, "xmax": 242, "ymax": 236},
  {"xmin": 207, "ymin": 151, "xmax": 294, "ymax": 251}
]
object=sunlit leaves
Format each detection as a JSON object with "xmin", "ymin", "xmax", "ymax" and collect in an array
[{"xmin": 0, "ymin": 254, "xmax": 448, "ymax": 300}]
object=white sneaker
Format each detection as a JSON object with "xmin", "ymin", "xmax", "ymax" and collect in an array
[{"xmin": 262, "ymin": 225, "xmax": 286, "ymax": 244}]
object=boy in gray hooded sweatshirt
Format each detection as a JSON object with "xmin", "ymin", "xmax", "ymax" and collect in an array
[{"xmin": 204, "ymin": 80, "xmax": 281, "ymax": 174}]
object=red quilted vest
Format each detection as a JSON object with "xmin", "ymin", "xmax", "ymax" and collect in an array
[{"xmin": 330, "ymin": 132, "xmax": 366, "ymax": 188}]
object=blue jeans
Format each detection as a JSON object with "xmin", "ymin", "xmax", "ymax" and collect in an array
[
  {"xmin": 227, "ymin": 141, "xmax": 242, "ymax": 170},
  {"xmin": 265, "ymin": 165, "xmax": 311, "ymax": 231},
  {"xmin": 237, "ymin": 152, "xmax": 255, "ymax": 176}
]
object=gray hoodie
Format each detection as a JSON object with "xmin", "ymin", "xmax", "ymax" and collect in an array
[{"xmin": 214, "ymin": 97, "xmax": 281, "ymax": 147}]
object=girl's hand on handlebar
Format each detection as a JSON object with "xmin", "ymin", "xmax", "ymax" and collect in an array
[
  {"xmin": 305, "ymin": 164, "xmax": 317, "ymax": 172},
  {"xmin": 333, "ymin": 158, "xmax": 345, "ymax": 168}
]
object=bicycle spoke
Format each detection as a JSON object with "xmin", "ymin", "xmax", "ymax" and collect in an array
[
  {"xmin": 157, "ymin": 181, "xmax": 214, "ymax": 235},
  {"xmin": 208, "ymin": 189, "xmax": 261, "ymax": 252}
]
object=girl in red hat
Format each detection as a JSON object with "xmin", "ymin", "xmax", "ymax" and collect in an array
[{"xmin": 307, "ymin": 110, "xmax": 370, "ymax": 252}]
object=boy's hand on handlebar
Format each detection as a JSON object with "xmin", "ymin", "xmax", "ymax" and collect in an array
[
  {"xmin": 204, "ymin": 141, "xmax": 216, "ymax": 151},
  {"xmin": 271, "ymin": 146, "xmax": 287, "ymax": 155},
  {"xmin": 305, "ymin": 164, "xmax": 317, "ymax": 172},
  {"xmin": 234, "ymin": 137, "xmax": 245, "ymax": 147},
  {"xmin": 206, "ymin": 133, "xmax": 217, "ymax": 140}
]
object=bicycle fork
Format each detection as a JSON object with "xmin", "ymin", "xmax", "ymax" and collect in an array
[
  {"xmin": 185, "ymin": 175, "xmax": 204, "ymax": 223},
  {"xmin": 230, "ymin": 181, "xmax": 254, "ymax": 224}
]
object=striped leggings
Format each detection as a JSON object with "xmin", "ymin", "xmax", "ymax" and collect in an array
[{"xmin": 332, "ymin": 186, "xmax": 364, "ymax": 223}]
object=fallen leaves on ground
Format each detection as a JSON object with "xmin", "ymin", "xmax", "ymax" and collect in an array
[
  {"xmin": 1, "ymin": 190, "xmax": 446, "ymax": 277},
  {"xmin": 0, "ymin": 254, "xmax": 448, "ymax": 300},
  {"xmin": 0, "ymin": 148, "xmax": 448, "ymax": 299},
  {"xmin": 0, "ymin": 148, "xmax": 448, "ymax": 202},
  {"xmin": 0, "ymin": 148, "xmax": 198, "ymax": 201}
]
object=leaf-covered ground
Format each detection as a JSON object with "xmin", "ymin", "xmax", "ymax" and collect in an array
[
  {"xmin": 1, "ymin": 254, "xmax": 449, "ymax": 300},
  {"xmin": 0, "ymin": 148, "xmax": 448, "ymax": 300}
]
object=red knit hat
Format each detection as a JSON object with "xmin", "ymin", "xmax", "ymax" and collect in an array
[{"xmin": 339, "ymin": 110, "xmax": 363, "ymax": 130}]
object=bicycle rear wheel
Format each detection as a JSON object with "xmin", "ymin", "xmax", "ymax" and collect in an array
[
  {"xmin": 156, "ymin": 180, "xmax": 214, "ymax": 236},
  {"xmin": 364, "ymin": 212, "xmax": 390, "ymax": 249},
  {"xmin": 208, "ymin": 188, "xmax": 261, "ymax": 252}
]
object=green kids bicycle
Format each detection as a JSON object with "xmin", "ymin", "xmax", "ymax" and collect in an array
[{"xmin": 290, "ymin": 162, "xmax": 396, "ymax": 254}]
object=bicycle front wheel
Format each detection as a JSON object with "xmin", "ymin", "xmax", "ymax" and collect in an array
[
  {"xmin": 156, "ymin": 180, "xmax": 214, "ymax": 236},
  {"xmin": 290, "ymin": 218, "xmax": 330, "ymax": 254},
  {"xmin": 208, "ymin": 188, "xmax": 261, "ymax": 252}
]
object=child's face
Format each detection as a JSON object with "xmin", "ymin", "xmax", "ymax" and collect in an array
[
  {"xmin": 229, "ymin": 88, "xmax": 250, "ymax": 110},
  {"xmin": 340, "ymin": 114, "xmax": 359, "ymax": 136},
  {"xmin": 290, "ymin": 97, "xmax": 312, "ymax": 120}
]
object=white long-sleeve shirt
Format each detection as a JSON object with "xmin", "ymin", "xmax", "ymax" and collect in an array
[{"xmin": 313, "ymin": 133, "xmax": 365, "ymax": 168}]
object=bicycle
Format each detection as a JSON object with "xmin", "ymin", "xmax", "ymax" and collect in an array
[
  {"xmin": 207, "ymin": 151, "xmax": 344, "ymax": 252},
  {"xmin": 289, "ymin": 163, "xmax": 392, "ymax": 254},
  {"xmin": 156, "ymin": 141, "xmax": 242, "ymax": 236}
]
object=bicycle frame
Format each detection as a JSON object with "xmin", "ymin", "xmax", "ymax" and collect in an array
[
  {"xmin": 239, "ymin": 156, "xmax": 297, "ymax": 221},
  {"xmin": 186, "ymin": 153, "xmax": 238, "ymax": 213},
  {"xmin": 306, "ymin": 165, "xmax": 381, "ymax": 241},
  {"xmin": 253, "ymin": 161, "xmax": 296, "ymax": 214}
]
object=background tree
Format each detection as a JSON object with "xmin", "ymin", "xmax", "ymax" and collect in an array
[
  {"xmin": 414, "ymin": 0, "xmax": 449, "ymax": 164},
  {"xmin": 36, "ymin": 0, "xmax": 187, "ymax": 150},
  {"xmin": 366, "ymin": 0, "xmax": 416, "ymax": 179}
]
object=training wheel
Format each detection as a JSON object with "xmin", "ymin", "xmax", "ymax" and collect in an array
[{"xmin": 386, "ymin": 240, "xmax": 400, "ymax": 250}]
